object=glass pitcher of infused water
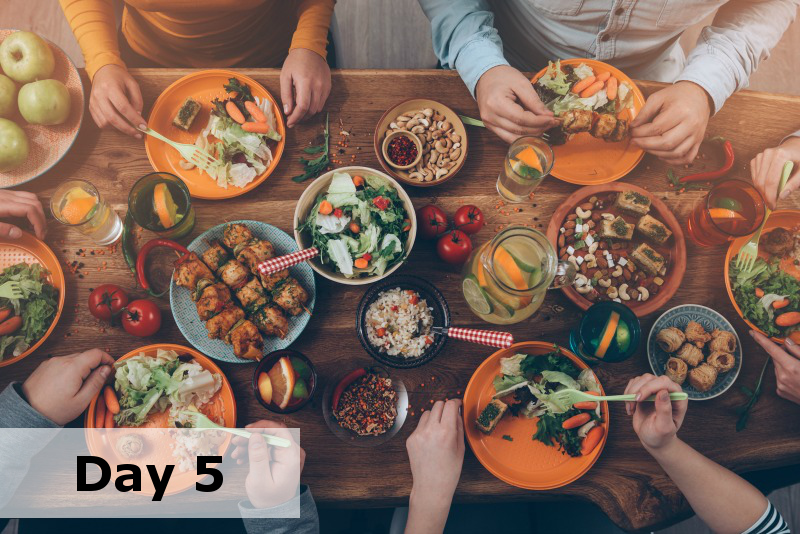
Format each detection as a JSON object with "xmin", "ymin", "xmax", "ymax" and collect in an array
[{"xmin": 461, "ymin": 226, "xmax": 576, "ymax": 325}]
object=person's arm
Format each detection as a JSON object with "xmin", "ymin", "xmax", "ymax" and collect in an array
[
  {"xmin": 625, "ymin": 374, "xmax": 789, "ymax": 534},
  {"xmin": 57, "ymin": 0, "xmax": 124, "ymax": 80},
  {"xmin": 291, "ymin": 0, "xmax": 334, "ymax": 61},
  {"xmin": 239, "ymin": 486, "xmax": 319, "ymax": 534},
  {"xmin": 0, "ymin": 190, "xmax": 47, "ymax": 240}
]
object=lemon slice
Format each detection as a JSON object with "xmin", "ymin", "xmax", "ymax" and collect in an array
[{"xmin": 595, "ymin": 311, "xmax": 620, "ymax": 359}]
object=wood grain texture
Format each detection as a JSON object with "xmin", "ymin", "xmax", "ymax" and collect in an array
[{"xmin": 1, "ymin": 69, "xmax": 800, "ymax": 532}]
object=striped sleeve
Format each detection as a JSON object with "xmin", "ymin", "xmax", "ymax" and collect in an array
[{"xmin": 742, "ymin": 501, "xmax": 790, "ymax": 534}]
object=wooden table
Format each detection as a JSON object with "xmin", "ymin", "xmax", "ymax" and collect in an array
[{"xmin": 2, "ymin": 69, "xmax": 800, "ymax": 532}]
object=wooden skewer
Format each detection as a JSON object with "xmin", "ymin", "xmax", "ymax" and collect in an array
[{"xmin": 302, "ymin": 304, "xmax": 312, "ymax": 316}]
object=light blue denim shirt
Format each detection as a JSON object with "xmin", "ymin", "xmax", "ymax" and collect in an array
[{"xmin": 418, "ymin": 0, "xmax": 799, "ymax": 113}]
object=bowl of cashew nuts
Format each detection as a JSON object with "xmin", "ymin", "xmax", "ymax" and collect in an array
[{"xmin": 373, "ymin": 98, "xmax": 468, "ymax": 187}]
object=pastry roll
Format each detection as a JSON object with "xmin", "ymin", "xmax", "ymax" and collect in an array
[
  {"xmin": 656, "ymin": 327, "xmax": 686, "ymax": 353},
  {"xmin": 665, "ymin": 357, "xmax": 688, "ymax": 385},
  {"xmin": 707, "ymin": 351, "xmax": 736, "ymax": 373},
  {"xmin": 685, "ymin": 321, "xmax": 712, "ymax": 347},
  {"xmin": 689, "ymin": 363, "xmax": 718, "ymax": 392},
  {"xmin": 676, "ymin": 343, "xmax": 704, "ymax": 367},
  {"xmin": 709, "ymin": 329, "xmax": 737, "ymax": 353}
]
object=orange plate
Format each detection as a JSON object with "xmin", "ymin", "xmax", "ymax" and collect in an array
[
  {"xmin": 463, "ymin": 341, "xmax": 609, "ymax": 490},
  {"xmin": 0, "ymin": 231, "xmax": 65, "ymax": 368},
  {"xmin": 84, "ymin": 344, "xmax": 237, "ymax": 496},
  {"xmin": 531, "ymin": 59, "xmax": 645, "ymax": 185},
  {"xmin": 724, "ymin": 210, "xmax": 800, "ymax": 344},
  {"xmin": 145, "ymin": 70, "xmax": 285, "ymax": 200}
]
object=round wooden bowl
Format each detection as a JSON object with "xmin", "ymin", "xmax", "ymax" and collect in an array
[
  {"xmin": 373, "ymin": 98, "xmax": 467, "ymax": 188},
  {"xmin": 545, "ymin": 182, "xmax": 687, "ymax": 317},
  {"xmin": 293, "ymin": 166, "xmax": 417, "ymax": 286}
]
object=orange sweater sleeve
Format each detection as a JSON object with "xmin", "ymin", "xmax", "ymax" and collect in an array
[
  {"xmin": 290, "ymin": 0, "xmax": 335, "ymax": 59},
  {"xmin": 59, "ymin": 0, "xmax": 126, "ymax": 79}
]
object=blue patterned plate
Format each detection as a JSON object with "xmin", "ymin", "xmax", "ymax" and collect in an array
[
  {"xmin": 169, "ymin": 220, "xmax": 316, "ymax": 364},
  {"xmin": 647, "ymin": 304, "xmax": 742, "ymax": 401}
]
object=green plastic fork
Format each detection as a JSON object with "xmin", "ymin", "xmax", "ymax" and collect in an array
[
  {"xmin": 551, "ymin": 388, "xmax": 688, "ymax": 408},
  {"xmin": 0, "ymin": 281, "xmax": 23, "ymax": 300},
  {"xmin": 138, "ymin": 126, "xmax": 219, "ymax": 172},
  {"xmin": 736, "ymin": 161, "xmax": 794, "ymax": 273},
  {"xmin": 458, "ymin": 114, "xmax": 552, "ymax": 142},
  {"xmin": 178, "ymin": 411, "xmax": 290, "ymax": 448}
]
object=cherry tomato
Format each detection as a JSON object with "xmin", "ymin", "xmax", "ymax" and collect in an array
[
  {"xmin": 88, "ymin": 284, "xmax": 129, "ymax": 322},
  {"xmin": 121, "ymin": 299, "xmax": 162, "ymax": 337},
  {"xmin": 454, "ymin": 205, "xmax": 485, "ymax": 235},
  {"xmin": 437, "ymin": 230, "xmax": 473, "ymax": 265},
  {"xmin": 416, "ymin": 204, "xmax": 449, "ymax": 240}
]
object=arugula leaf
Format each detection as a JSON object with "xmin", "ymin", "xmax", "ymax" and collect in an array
[{"xmin": 292, "ymin": 113, "xmax": 330, "ymax": 183}]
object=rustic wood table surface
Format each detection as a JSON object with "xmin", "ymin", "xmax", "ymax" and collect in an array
[{"xmin": 2, "ymin": 69, "xmax": 800, "ymax": 532}]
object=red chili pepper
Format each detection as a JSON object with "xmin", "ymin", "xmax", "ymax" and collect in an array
[
  {"xmin": 332, "ymin": 368, "xmax": 367, "ymax": 412},
  {"xmin": 135, "ymin": 238, "xmax": 190, "ymax": 297},
  {"xmin": 372, "ymin": 196, "xmax": 390, "ymax": 210},
  {"xmin": 333, "ymin": 208, "xmax": 344, "ymax": 218},
  {"xmin": 679, "ymin": 138, "xmax": 734, "ymax": 183}
]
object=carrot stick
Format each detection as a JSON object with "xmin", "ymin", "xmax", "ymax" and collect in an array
[
  {"xmin": 773, "ymin": 299, "xmax": 790, "ymax": 309},
  {"xmin": 580, "ymin": 80, "xmax": 605, "ymax": 98},
  {"xmin": 606, "ymin": 77, "xmax": 619, "ymax": 100},
  {"xmin": 241, "ymin": 122, "xmax": 271, "ymax": 134},
  {"xmin": 94, "ymin": 396, "xmax": 106, "ymax": 429},
  {"xmin": 226, "ymin": 101, "xmax": 246, "ymax": 124},
  {"xmin": 103, "ymin": 386, "xmax": 120, "ymax": 415},
  {"xmin": 581, "ymin": 426, "xmax": 605, "ymax": 455},
  {"xmin": 562, "ymin": 412, "xmax": 591, "ymax": 430},
  {"xmin": 776, "ymin": 312, "xmax": 800, "ymax": 327},
  {"xmin": 596, "ymin": 71, "xmax": 611, "ymax": 82},
  {"xmin": 244, "ymin": 101, "xmax": 267, "ymax": 123},
  {"xmin": 571, "ymin": 76, "xmax": 597, "ymax": 95},
  {"xmin": 104, "ymin": 408, "xmax": 115, "ymax": 429}
]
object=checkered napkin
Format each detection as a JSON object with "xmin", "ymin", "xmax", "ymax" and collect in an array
[
  {"xmin": 447, "ymin": 327, "xmax": 514, "ymax": 349},
  {"xmin": 257, "ymin": 247, "xmax": 319, "ymax": 276}
]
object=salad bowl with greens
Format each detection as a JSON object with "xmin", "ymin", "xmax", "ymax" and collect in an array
[{"xmin": 294, "ymin": 167, "xmax": 416, "ymax": 285}]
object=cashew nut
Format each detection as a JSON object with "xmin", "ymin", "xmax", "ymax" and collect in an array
[
  {"xmin": 588, "ymin": 242, "xmax": 599, "ymax": 254},
  {"xmin": 411, "ymin": 125, "xmax": 425, "ymax": 134},
  {"xmin": 611, "ymin": 266, "xmax": 623, "ymax": 277},
  {"xmin": 408, "ymin": 172, "xmax": 423, "ymax": 181},
  {"xmin": 598, "ymin": 277, "xmax": 612, "ymax": 288},
  {"xmin": 450, "ymin": 147, "xmax": 462, "ymax": 160},
  {"xmin": 576, "ymin": 207, "xmax": 592, "ymax": 219},
  {"xmin": 601, "ymin": 213, "xmax": 615, "ymax": 221},
  {"xmin": 576, "ymin": 284, "xmax": 593, "ymax": 294},
  {"xmin": 618, "ymin": 283, "xmax": 631, "ymax": 301},
  {"xmin": 639, "ymin": 287, "xmax": 650, "ymax": 301},
  {"xmin": 606, "ymin": 286, "xmax": 619, "ymax": 299},
  {"xmin": 422, "ymin": 108, "xmax": 433, "ymax": 117},
  {"xmin": 435, "ymin": 167, "xmax": 449, "ymax": 180},
  {"xmin": 574, "ymin": 274, "xmax": 589, "ymax": 288},
  {"xmin": 585, "ymin": 255, "xmax": 597, "ymax": 269}
]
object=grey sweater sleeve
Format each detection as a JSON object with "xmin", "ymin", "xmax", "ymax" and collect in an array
[{"xmin": 239, "ymin": 486, "xmax": 319, "ymax": 534}]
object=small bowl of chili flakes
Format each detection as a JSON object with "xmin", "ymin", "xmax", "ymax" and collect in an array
[
  {"xmin": 382, "ymin": 130, "xmax": 422, "ymax": 170},
  {"xmin": 321, "ymin": 365, "xmax": 408, "ymax": 447}
]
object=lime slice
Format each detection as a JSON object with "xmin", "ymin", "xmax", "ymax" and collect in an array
[
  {"xmin": 714, "ymin": 197, "xmax": 743, "ymax": 211},
  {"xmin": 486, "ymin": 292, "xmax": 514, "ymax": 320},
  {"xmin": 615, "ymin": 321, "xmax": 632, "ymax": 353},
  {"xmin": 292, "ymin": 379, "xmax": 309, "ymax": 400},
  {"xmin": 463, "ymin": 275, "xmax": 493, "ymax": 315},
  {"xmin": 290, "ymin": 357, "xmax": 312, "ymax": 381}
]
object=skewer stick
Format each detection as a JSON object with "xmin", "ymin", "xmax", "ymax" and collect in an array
[{"xmin": 302, "ymin": 304, "xmax": 312, "ymax": 316}]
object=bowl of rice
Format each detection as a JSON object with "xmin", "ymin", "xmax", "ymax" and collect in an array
[{"xmin": 356, "ymin": 275, "xmax": 450, "ymax": 368}]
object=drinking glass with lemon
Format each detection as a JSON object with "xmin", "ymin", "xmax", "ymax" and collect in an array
[
  {"xmin": 50, "ymin": 179, "xmax": 123, "ymax": 245},
  {"xmin": 128, "ymin": 172, "xmax": 195, "ymax": 240}
]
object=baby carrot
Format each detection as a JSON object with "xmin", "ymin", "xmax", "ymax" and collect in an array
[
  {"xmin": 226, "ymin": 101, "xmax": 246, "ymax": 124},
  {"xmin": 318, "ymin": 200, "xmax": 333, "ymax": 215},
  {"xmin": 773, "ymin": 299, "xmax": 790, "ymax": 309},
  {"xmin": 244, "ymin": 100, "xmax": 268, "ymax": 123},
  {"xmin": 104, "ymin": 408, "xmax": 115, "ymax": 429},
  {"xmin": 354, "ymin": 257, "xmax": 369, "ymax": 269},
  {"xmin": 574, "ymin": 391, "xmax": 600, "ymax": 410},
  {"xmin": 580, "ymin": 80, "xmax": 605, "ymax": 98},
  {"xmin": 596, "ymin": 71, "xmax": 611, "ymax": 82},
  {"xmin": 581, "ymin": 426, "xmax": 605, "ymax": 455},
  {"xmin": 242, "ymin": 122, "xmax": 271, "ymax": 134},
  {"xmin": 0, "ymin": 308, "xmax": 10, "ymax": 323},
  {"xmin": 571, "ymin": 76, "xmax": 597, "ymax": 94},
  {"xmin": 790, "ymin": 331, "xmax": 800, "ymax": 344},
  {"xmin": 606, "ymin": 77, "xmax": 619, "ymax": 100},
  {"xmin": 0, "ymin": 316, "xmax": 22, "ymax": 335},
  {"xmin": 562, "ymin": 412, "xmax": 591, "ymax": 430},
  {"xmin": 755, "ymin": 287, "xmax": 765, "ymax": 298},
  {"xmin": 94, "ymin": 396, "xmax": 106, "ymax": 429},
  {"xmin": 103, "ymin": 386, "xmax": 120, "ymax": 415},
  {"xmin": 352, "ymin": 175, "xmax": 365, "ymax": 187},
  {"xmin": 776, "ymin": 312, "xmax": 800, "ymax": 327}
]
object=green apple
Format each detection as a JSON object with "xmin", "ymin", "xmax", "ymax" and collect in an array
[
  {"xmin": 0, "ymin": 75, "xmax": 16, "ymax": 118},
  {"xmin": 18, "ymin": 79, "xmax": 70, "ymax": 125},
  {"xmin": 0, "ymin": 31, "xmax": 55, "ymax": 84},
  {"xmin": 0, "ymin": 118, "xmax": 28, "ymax": 172}
]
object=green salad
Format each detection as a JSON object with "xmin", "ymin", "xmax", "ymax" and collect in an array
[
  {"xmin": 298, "ymin": 172, "xmax": 411, "ymax": 278},
  {"xmin": 729, "ymin": 257, "xmax": 800, "ymax": 338},
  {"xmin": 0, "ymin": 263, "xmax": 59, "ymax": 362}
]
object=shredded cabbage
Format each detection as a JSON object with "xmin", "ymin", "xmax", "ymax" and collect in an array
[
  {"xmin": 573, "ymin": 63, "xmax": 594, "ymax": 80},
  {"xmin": 316, "ymin": 212, "xmax": 351, "ymax": 234},
  {"xmin": 326, "ymin": 239, "xmax": 353, "ymax": 276}
]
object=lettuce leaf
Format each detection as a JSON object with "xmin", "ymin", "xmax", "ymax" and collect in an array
[
  {"xmin": 537, "ymin": 60, "xmax": 571, "ymax": 96},
  {"xmin": 326, "ymin": 172, "xmax": 360, "ymax": 207},
  {"xmin": 326, "ymin": 239, "xmax": 354, "ymax": 276}
]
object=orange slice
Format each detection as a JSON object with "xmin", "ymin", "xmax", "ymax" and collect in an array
[
  {"xmin": 708, "ymin": 208, "xmax": 746, "ymax": 221},
  {"xmin": 493, "ymin": 246, "xmax": 532, "ymax": 307},
  {"xmin": 514, "ymin": 147, "xmax": 543, "ymax": 173},
  {"xmin": 61, "ymin": 188, "xmax": 97, "ymax": 225},
  {"xmin": 595, "ymin": 311, "xmax": 620, "ymax": 359},
  {"xmin": 267, "ymin": 357, "xmax": 295, "ymax": 409},
  {"xmin": 153, "ymin": 183, "xmax": 179, "ymax": 229},
  {"xmin": 257, "ymin": 371, "xmax": 273, "ymax": 405}
]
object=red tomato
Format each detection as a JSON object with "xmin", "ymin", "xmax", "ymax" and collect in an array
[
  {"xmin": 121, "ymin": 299, "xmax": 162, "ymax": 337},
  {"xmin": 454, "ymin": 205, "xmax": 485, "ymax": 235},
  {"xmin": 416, "ymin": 204, "xmax": 449, "ymax": 240},
  {"xmin": 437, "ymin": 230, "xmax": 473, "ymax": 265},
  {"xmin": 88, "ymin": 284, "xmax": 129, "ymax": 322}
]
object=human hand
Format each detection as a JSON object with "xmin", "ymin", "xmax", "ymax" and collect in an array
[
  {"xmin": 750, "ymin": 137, "xmax": 800, "ymax": 209},
  {"xmin": 89, "ymin": 64, "xmax": 146, "ymax": 138},
  {"xmin": 624, "ymin": 374, "xmax": 688, "ymax": 451},
  {"xmin": 0, "ymin": 190, "xmax": 46, "ymax": 239},
  {"xmin": 751, "ymin": 330, "xmax": 800, "ymax": 404},
  {"xmin": 231, "ymin": 420, "xmax": 305, "ymax": 509},
  {"xmin": 280, "ymin": 48, "xmax": 331, "ymax": 128},
  {"xmin": 475, "ymin": 65, "xmax": 558, "ymax": 143},
  {"xmin": 631, "ymin": 81, "xmax": 712, "ymax": 165},
  {"xmin": 21, "ymin": 349, "xmax": 114, "ymax": 425}
]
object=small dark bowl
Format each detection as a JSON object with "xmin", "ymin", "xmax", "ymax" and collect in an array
[
  {"xmin": 356, "ymin": 275, "xmax": 450, "ymax": 369},
  {"xmin": 252, "ymin": 349, "xmax": 318, "ymax": 413}
]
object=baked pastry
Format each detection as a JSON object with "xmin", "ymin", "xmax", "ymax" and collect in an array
[
  {"xmin": 689, "ymin": 364, "xmax": 718, "ymax": 392},
  {"xmin": 599, "ymin": 216, "xmax": 634, "ymax": 240},
  {"xmin": 656, "ymin": 327, "xmax": 685, "ymax": 353},
  {"xmin": 665, "ymin": 357, "xmax": 688, "ymax": 385},
  {"xmin": 709, "ymin": 329, "xmax": 737, "ymax": 353},
  {"xmin": 613, "ymin": 190, "xmax": 651, "ymax": 217},
  {"xmin": 631, "ymin": 243, "xmax": 665, "ymax": 276},
  {"xmin": 676, "ymin": 343, "xmax": 704, "ymax": 367},
  {"xmin": 685, "ymin": 321, "xmax": 712, "ymax": 347},
  {"xmin": 476, "ymin": 399, "xmax": 508, "ymax": 434},
  {"xmin": 172, "ymin": 97, "xmax": 201, "ymax": 131},
  {"xmin": 707, "ymin": 351, "xmax": 736, "ymax": 373},
  {"xmin": 636, "ymin": 214, "xmax": 672, "ymax": 245}
]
